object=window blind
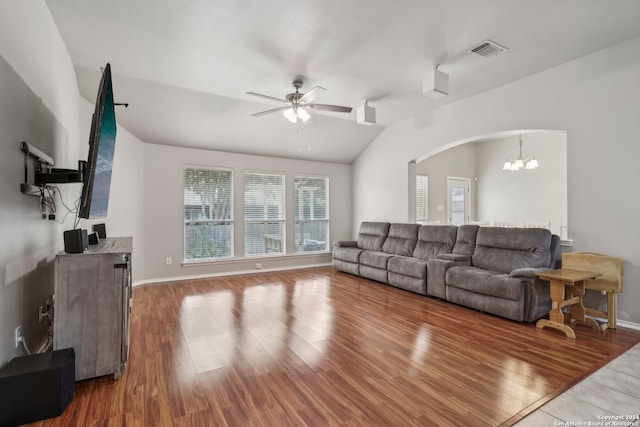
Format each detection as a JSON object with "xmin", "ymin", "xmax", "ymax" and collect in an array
[
  {"xmin": 416, "ymin": 174, "xmax": 428, "ymax": 224},
  {"xmin": 244, "ymin": 172, "xmax": 285, "ymax": 256},
  {"xmin": 183, "ymin": 166, "xmax": 233, "ymax": 260},
  {"xmin": 294, "ymin": 175, "xmax": 329, "ymax": 253}
]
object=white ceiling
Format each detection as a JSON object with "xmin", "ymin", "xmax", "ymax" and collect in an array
[{"xmin": 46, "ymin": 0, "xmax": 640, "ymax": 164}]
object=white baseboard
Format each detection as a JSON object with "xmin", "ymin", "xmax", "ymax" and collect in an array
[
  {"xmin": 133, "ymin": 262, "xmax": 332, "ymax": 287},
  {"xmin": 617, "ymin": 320, "xmax": 640, "ymax": 330},
  {"xmin": 581, "ymin": 315, "xmax": 640, "ymax": 331}
]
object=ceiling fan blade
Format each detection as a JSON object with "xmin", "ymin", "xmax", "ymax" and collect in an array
[
  {"xmin": 299, "ymin": 86, "xmax": 326, "ymax": 104},
  {"xmin": 308, "ymin": 103, "xmax": 353, "ymax": 113},
  {"xmin": 246, "ymin": 92, "xmax": 287, "ymax": 103},
  {"xmin": 251, "ymin": 107, "xmax": 290, "ymax": 117}
]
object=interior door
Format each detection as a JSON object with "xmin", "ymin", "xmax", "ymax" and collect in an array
[{"xmin": 447, "ymin": 177, "xmax": 470, "ymax": 225}]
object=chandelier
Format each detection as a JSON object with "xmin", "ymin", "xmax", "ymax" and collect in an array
[{"xmin": 503, "ymin": 135, "xmax": 539, "ymax": 170}]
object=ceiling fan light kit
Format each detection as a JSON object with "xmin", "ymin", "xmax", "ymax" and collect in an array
[
  {"xmin": 356, "ymin": 101, "xmax": 376, "ymax": 125},
  {"xmin": 423, "ymin": 65, "xmax": 449, "ymax": 99},
  {"xmin": 283, "ymin": 106, "xmax": 310, "ymax": 123},
  {"xmin": 248, "ymin": 80, "xmax": 352, "ymax": 123}
]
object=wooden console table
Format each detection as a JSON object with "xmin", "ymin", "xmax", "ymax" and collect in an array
[{"xmin": 535, "ymin": 268, "xmax": 600, "ymax": 339}]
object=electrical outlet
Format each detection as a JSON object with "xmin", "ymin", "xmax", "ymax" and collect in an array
[
  {"xmin": 256, "ymin": 263, "xmax": 262, "ymax": 269},
  {"xmin": 166, "ymin": 257, "xmax": 172, "ymax": 265},
  {"xmin": 15, "ymin": 325, "xmax": 22, "ymax": 348}
]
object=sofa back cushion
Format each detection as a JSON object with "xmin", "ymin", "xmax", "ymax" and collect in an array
[
  {"xmin": 452, "ymin": 224, "xmax": 479, "ymax": 256},
  {"xmin": 472, "ymin": 227, "xmax": 552, "ymax": 273},
  {"xmin": 357, "ymin": 222, "xmax": 391, "ymax": 251},
  {"xmin": 382, "ymin": 223, "xmax": 420, "ymax": 256},
  {"xmin": 412, "ymin": 225, "xmax": 458, "ymax": 260}
]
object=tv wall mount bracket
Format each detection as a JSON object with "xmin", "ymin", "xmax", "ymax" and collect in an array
[{"xmin": 19, "ymin": 141, "xmax": 86, "ymax": 197}]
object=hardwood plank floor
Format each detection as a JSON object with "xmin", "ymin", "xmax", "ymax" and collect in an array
[{"xmin": 29, "ymin": 267, "xmax": 640, "ymax": 426}]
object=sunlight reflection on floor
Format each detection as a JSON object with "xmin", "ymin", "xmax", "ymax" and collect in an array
[{"xmin": 179, "ymin": 277, "xmax": 334, "ymax": 376}]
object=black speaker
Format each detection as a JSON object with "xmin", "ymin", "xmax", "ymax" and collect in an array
[
  {"xmin": 64, "ymin": 229, "xmax": 88, "ymax": 253},
  {"xmin": 0, "ymin": 348, "xmax": 75, "ymax": 426},
  {"xmin": 93, "ymin": 223, "xmax": 107, "ymax": 239},
  {"xmin": 88, "ymin": 232, "xmax": 100, "ymax": 245}
]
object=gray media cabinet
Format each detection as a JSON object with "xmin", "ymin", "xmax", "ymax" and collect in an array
[{"xmin": 53, "ymin": 236, "xmax": 132, "ymax": 381}]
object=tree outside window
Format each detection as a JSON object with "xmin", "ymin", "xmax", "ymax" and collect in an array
[{"xmin": 183, "ymin": 167, "xmax": 233, "ymax": 260}]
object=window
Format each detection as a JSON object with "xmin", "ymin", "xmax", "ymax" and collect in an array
[
  {"xmin": 294, "ymin": 175, "xmax": 329, "ymax": 253},
  {"xmin": 244, "ymin": 172, "xmax": 285, "ymax": 256},
  {"xmin": 183, "ymin": 167, "xmax": 233, "ymax": 260},
  {"xmin": 416, "ymin": 174, "xmax": 428, "ymax": 224}
]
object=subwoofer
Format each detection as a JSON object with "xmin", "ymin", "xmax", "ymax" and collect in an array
[{"xmin": 0, "ymin": 348, "xmax": 75, "ymax": 425}]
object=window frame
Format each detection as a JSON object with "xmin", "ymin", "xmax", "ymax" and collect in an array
[
  {"xmin": 243, "ymin": 170, "xmax": 286, "ymax": 257},
  {"xmin": 294, "ymin": 174, "xmax": 330, "ymax": 254},
  {"xmin": 183, "ymin": 165, "xmax": 234, "ymax": 262}
]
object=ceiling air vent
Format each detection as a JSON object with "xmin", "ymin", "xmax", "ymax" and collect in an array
[{"xmin": 469, "ymin": 40, "xmax": 508, "ymax": 58}]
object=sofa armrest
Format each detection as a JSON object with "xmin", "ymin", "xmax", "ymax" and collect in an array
[
  {"xmin": 427, "ymin": 257, "xmax": 472, "ymax": 299},
  {"xmin": 334, "ymin": 240, "xmax": 357, "ymax": 248},
  {"xmin": 509, "ymin": 267, "xmax": 552, "ymax": 278},
  {"xmin": 437, "ymin": 253, "xmax": 471, "ymax": 262}
]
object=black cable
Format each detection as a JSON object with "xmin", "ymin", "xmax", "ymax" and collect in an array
[{"xmin": 48, "ymin": 185, "xmax": 81, "ymax": 225}]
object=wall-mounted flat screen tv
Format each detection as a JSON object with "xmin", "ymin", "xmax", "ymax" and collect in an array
[{"xmin": 78, "ymin": 63, "xmax": 117, "ymax": 219}]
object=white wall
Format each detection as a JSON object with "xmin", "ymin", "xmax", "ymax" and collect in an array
[
  {"xmin": 0, "ymin": 2, "xmax": 147, "ymax": 366},
  {"xmin": 416, "ymin": 142, "xmax": 478, "ymax": 224},
  {"xmin": 475, "ymin": 131, "xmax": 567, "ymax": 234},
  {"xmin": 353, "ymin": 36, "xmax": 640, "ymax": 324},
  {"xmin": 0, "ymin": 2, "xmax": 82, "ymax": 365},
  {"xmin": 142, "ymin": 144, "xmax": 352, "ymax": 282}
]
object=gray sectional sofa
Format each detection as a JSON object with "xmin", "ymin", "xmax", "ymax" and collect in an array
[{"xmin": 332, "ymin": 222, "xmax": 560, "ymax": 322}]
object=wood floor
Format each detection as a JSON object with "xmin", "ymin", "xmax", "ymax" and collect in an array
[{"xmin": 31, "ymin": 267, "xmax": 640, "ymax": 426}]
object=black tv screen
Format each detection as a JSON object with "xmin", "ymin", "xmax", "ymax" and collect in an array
[{"xmin": 79, "ymin": 63, "xmax": 117, "ymax": 219}]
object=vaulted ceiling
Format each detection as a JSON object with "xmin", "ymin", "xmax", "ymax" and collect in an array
[{"xmin": 46, "ymin": 0, "xmax": 640, "ymax": 163}]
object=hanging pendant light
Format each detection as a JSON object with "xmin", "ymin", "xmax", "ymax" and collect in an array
[
  {"xmin": 502, "ymin": 135, "xmax": 539, "ymax": 171},
  {"xmin": 525, "ymin": 157, "xmax": 539, "ymax": 169}
]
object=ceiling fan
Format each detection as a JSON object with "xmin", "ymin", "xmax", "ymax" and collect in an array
[{"xmin": 247, "ymin": 80, "xmax": 352, "ymax": 123}]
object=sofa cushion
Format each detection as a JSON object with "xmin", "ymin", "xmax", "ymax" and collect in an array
[
  {"xmin": 382, "ymin": 223, "xmax": 420, "ymax": 256},
  {"xmin": 452, "ymin": 224, "xmax": 480, "ymax": 256},
  {"xmin": 387, "ymin": 256, "xmax": 428, "ymax": 279},
  {"xmin": 412, "ymin": 225, "xmax": 457, "ymax": 260},
  {"xmin": 446, "ymin": 266, "xmax": 523, "ymax": 301},
  {"xmin": 332, "ymin": 246, "xmax": 363, "ymax": 264},
  {"xmin": 360, "ymin": 250, "xmax": 394, "ymax": 269},
  {"xmin": 357, "ymin": 222, "xmax": 390, "ymax": 251},
  {"xmin": 472, "ymin": 227, "xmax": 552, "ymax": 273}
]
